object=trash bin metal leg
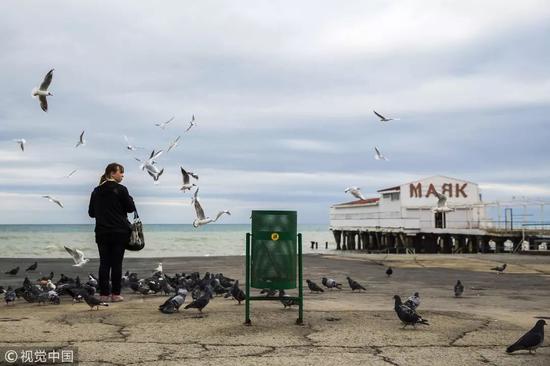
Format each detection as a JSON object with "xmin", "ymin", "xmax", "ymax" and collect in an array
[
  {"xmin": 297, "ymin": 233, "xmax": 303, "ymax": 325},
  {"xmin": 245, "ymin": 233, "xmax": 251, "ymax": 325}
]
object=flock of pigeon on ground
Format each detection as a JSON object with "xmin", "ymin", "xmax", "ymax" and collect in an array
[
  {"xmin": 19, "ymin": 69, "xmax": 231, "ymax": 228},
  {"xmin": 1, "ymin": 260, "xmax": 545, "ymax": 354}
]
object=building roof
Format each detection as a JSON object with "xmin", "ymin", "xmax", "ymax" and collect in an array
[
  {"xmin": 332, "ymin": 197, "xmax": 380, "ymax": 207},
  {"xmin": 377, "ymin": 185, "xmax": 400, "ymax": 193}
]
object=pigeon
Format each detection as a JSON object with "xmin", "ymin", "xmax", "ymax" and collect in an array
[
  {"xmin": 155, "ymin": 116, "xmax": 174, "ymax": 129},
  {"xmin": 185, "ymin": 114, "xmax": 195, "ymax": 132},
  {"xmin": 506, "ymin": 320, "xmax": 546, "ymax": 354},
  {"xmin": 14, "ymin": 139, "xmax": 26, "ymax": 152},
  {"xmin": 4, "ymin": 287, "xmax": 16, "ymax": 305},
  {"xmin": 432, "ymin": 190, "xmax": 454, "ymax": 213},
  {"xmin": 230, "ymin": 280, "xmax": 246, "ymax": 304},
  {"xmin": 180, "ymin": 167, "xmax": 198, "ymax": 192},
  {"xmin": 279, "ymin": 290, "xmax": 299, "ymax": 309},
  {"xmin": 404, "ymin": 292, "xmax": 420, "ymax": 310},
  {"xmin": 65, "ymin": 169, "xmax": 78, "ymax": 178},
  {"xmin": 184, "ymin": 287, "xmax": 212, "ymax": 313},
  {"xmin": 393, "ymin": 295, "xmax": 429, "ymax": 328},
  {"xmin": 64, "ymin": 246, "xmax": 90, "ymax": 267},
  {"xmin": 454, "ymin": 280, "xmax": 464, "ymax": 297},
  {"xmin": 306, "ymin": 279, "xmax": 324, "ymax": 293},
  {"xmin": 374, "ymin": 147, "xmax": 388, "ymax": 161},
  {"xmin": 322, "ymin": 277, "xmax": 342, "ymax": 290},
  {"xmin": 191, "ymin": 188, "xmax": 231, "ymax": 227},
  {"xmin": 386, "ymin": 267, "xmax": 393, "ymax": 278},
  {"xmin": 32, "ymin": 69, "xmax": 54, "ymax": 112},
  {"xmin": 373, "ymin": 110, "xmax": 399, "ymax": 122},
  {"xmin": 260, "ymin": 288, "xmax": 277, "ymax": 297},
  {"xmin": 166, "ymin": 136, "xmax": 181, "ymax": 152},
  {"xmin": 42, "ymin": 195, "xmax": 63, "ymax": 208},
  {"xmin": 5, "ymin": 266, "xmax": 19, "ymax": 275},
  {"xmin": 75, "ymin": 130, "xmax": 86, "ymax": 148},
  {"xmin": 159, "ymin": 288, "xmax": 188, "ymax": 314},
  {"xmin": 346, "ymin": 276, "xmax": 366, "ymax": 292},
  {"xmin": 83, "ymin": 294, "xmax": 109, "ymax": 310},
  {"xmin": 491, "ymin": 263, "xmax": 507, "ymax": 274},
  {"xmin": 344, "ymin": 187, "xmax": 366, "ymax": 200}
]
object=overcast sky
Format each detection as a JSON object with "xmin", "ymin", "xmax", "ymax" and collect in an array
[{"xmin": 1, "ymin": 1, "xmax": 550, "ymax": 224}]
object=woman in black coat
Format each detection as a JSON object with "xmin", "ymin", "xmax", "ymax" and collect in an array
[{"xmin": 88, "ymin": 163, "xmax": 136, "ymax": 302}]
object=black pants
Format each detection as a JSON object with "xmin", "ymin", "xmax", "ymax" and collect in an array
[{"xmin": 96, "ymin": 232, "xmax": 128, "ymax": 296}]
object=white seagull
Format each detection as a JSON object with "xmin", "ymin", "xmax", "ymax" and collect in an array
[
  {"xmin": 185, "ymin": 115, "xmax": 196, "ymax": 132},
  {"xmin": 374, "ymin": 147, "xmax": 388, "ymax": 161},
  {"xmin": 66, "ymin": 169, "xmax": 78, "ymax": 178},
  {"xmin": 180, "ymin": 167, "xmax": 198, "ymax": 191},
  {"xmin": 147, "ymin": 166, "xmax": 164, "ymax": 184},
  {"xmin": 373, "ymin": 110, "xmax": 399, "ymax": 122},
  {"xmin": 167, "ymin": 136, "xmax": 181, "ymax": 152},
  {"xmin": 75, "ymin": 131, "xmax": 86, "ymax": 148},
  {"xmin": 432, "ymin": 190, "xmax": 454, "ymax": 213},
  {"xmin": 32, "ymin": 69, "xmax": 54, "ymax": 112},
  {"xmin": 13, "ymin": 139, "xmax": 26, "ymax": 152},
  {"xmin": 124, "ymin": 135, "xmax": 144, "ymax": 151},
  {"xmin": 191, "ymin": 188, "xmax": 231, "ymax": 227},
  {"xmin": 154, "ymin": 263, "xmax": 163, "ymax": 273},
  {"xmin": 155, "ymin": 116, "xmax": 175, "ymax": 130},
  {"xmin": 64, "ymin": 246, "xmax": 90, "ymax": 267},
  {"xmin": 42, "ymin": 195, "xmax": 64, "ymax": 208},
  {"xmin": 344, "ymin": 187, "xmax": 366, "ymax": 200}
]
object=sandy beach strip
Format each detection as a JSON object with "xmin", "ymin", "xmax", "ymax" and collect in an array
[{"xmin": 0, "ymin": 253, "xmax": 549, "ymax": 365}]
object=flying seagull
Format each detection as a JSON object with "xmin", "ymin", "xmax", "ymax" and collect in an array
[
  {"xmin": 147, "ymin": 166, "xmax": 164, "ymax": 184},
  {"xmin": 432, "ymin": 190, "xmax": 454, "ymax": 213},
  {"xmin": 506, "ymin": 319, "xmax": 546, "ymax": 354},
  {"xmin": 344, "ymin": 187, "xmax": 366, "ymax": 200},
  {"xmin": 32, "ymin": 69, "xmax": 54, "ymax": 112},
  {"xmin": 124, "ymin": 135, "xmax": 144, "ymax": 151},
  {"xmin": 185, "ymin": 115, "xmax": 196, "ymax": 132},
  {"xmin": 64, "ymin": 246, "xmax": 90, "ymax": 267},
  {"xmin": 42, "ymin": 195, "xmax": 63, "ymax": 208},
  {"xmin": 14, "ymin": 139, "xmax": 26, "ymax": 152},
  {"xmin": 167, "ymin": 136, "xmax": 181, "ymax": 152},
  {"xmin": 373, "ymin": 110, "xmax": 399, "ymax": 122},
  {"xmin": 191, "ymin": 188, "xmax": 231, "ymax": 227},
  {"xmin": 75, "ymin": 130, "xmax": 86, "ymax": 148},
  {"xmin": 374, "ymin": 147, "xmax": 388, "ymax": 161},
  {"xmin": 155, "ymin": 116, "xmax": 174, "ymax": 130},
  {"xmin": 180, "ymin": 167, "xmax": 198, "ymax": 192},
  {"xmin": 66, "ymin": 169, "xmax": 78, "ymax": 178}
]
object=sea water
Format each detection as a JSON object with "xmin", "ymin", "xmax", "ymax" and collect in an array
[{"xmin": 0, "ymin": 224, "xmax": 334, "ymax": 258}]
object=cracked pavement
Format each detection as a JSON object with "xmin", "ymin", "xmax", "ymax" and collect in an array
[{"xmin": 0, "ymin": 254, "xmax": 548, "ymax": 365}]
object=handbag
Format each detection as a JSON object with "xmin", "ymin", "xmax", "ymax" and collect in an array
[{"xmin": 126, "ymin": 210, "xmax": 145, "ymax": 251}]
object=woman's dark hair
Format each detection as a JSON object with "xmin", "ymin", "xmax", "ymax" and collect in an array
[{"xmin": 99, "ymin": 163, "xmax": 124, "ymax": 184}]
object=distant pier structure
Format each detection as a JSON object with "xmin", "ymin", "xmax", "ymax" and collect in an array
[{"xmin": 330, "ymin": 176, "xmax": 550, "ymax": 254}]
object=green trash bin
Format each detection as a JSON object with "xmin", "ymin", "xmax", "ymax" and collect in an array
[
  {"xmin": 251, "ymin": 210, "xmax": 297, "ymax": 289},
  {"xmin": 245, "ymin": 210, "xmax": 304, "ymax": 325}
]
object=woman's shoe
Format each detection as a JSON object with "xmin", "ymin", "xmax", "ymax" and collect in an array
[
  {"xmin": 111, "ymin": 295, "xmax": 124, "ymax": 302},
  {"xmin": 99, "ymin": 295, "xmax": 111, "ymax": 302}
]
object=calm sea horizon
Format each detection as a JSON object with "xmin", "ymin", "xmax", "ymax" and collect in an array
[{"xmin": 0, "ymin": 224, "xmax": 334, "ymax": 258}]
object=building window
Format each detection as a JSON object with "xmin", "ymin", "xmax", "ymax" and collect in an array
[
  {"xmin": 435, "ymin": 212, "xmax": 446, "ymax": 229},
  {"xmin": 383, "ymin": 192, "xmax": 400, "ymax": 201}
]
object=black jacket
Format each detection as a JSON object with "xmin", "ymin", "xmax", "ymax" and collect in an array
[{"xmin": 88, "ymin": 180, "xmax": 136, "ymax": 235}]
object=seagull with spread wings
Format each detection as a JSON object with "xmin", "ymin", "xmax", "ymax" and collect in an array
[
  {"xmin": 32, "ymin": 69, "xmax": 54, "ymax": 112},
  {"xmin": 185, "ymin": 115, "xmax": 196, "ymax": 132},
  {"xmin": 374, "ymin": 147, "xmax": 388, "ymax": 161},
  {"xmin": 373, "ymin": 110, "xmax": 399, "ymax": 122},
  {"xmin": 180, "ymin": 167, "xmax": 198, "ymax": 191},
  {"xmin": 155, "ymin": 116, "xmax": 174, "ymax": 129},
  {"xmin": 344, "ymin": 187, "xmax": 366, "ymax": 200},
  {"xmin": 42, "ymin": 195, "xmax": 64, "ymax": 208},
  {"xmin": 64, "ymin": 246, "xmax": 90, "ymax": 267},
  {"xmin": 432, "ymin": 190, "xmax": 454, "ymax": 213},
  {"xmin": 75, "ymin": 130, "xmax": 86, "ymax": 148},
  {"xmin": 191, "ymin": 188, "xmax": 231, "ymax": 228},
  {"xmin": 14, "ymin": 139, "xmax": 26, "ymax": 152}
]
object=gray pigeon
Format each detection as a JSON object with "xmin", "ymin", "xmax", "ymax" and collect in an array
[
  {"xmin": 322, "ymin": 277, "xmax": 342, "ymax": 290},
  {"xmin": 491, "ymin": 263, "xmax": 507, "ymax": 274},
  {"xmin": 306, "ymin": 279, "xmax": 324, "ymax": 293},
  {"xmin": 4, "ymin": 287, "xmax": 16, "ymax": 305},
  {"xmin": 279, "ymin": 290, "xmax": 299, "ymax": 309},
  {"xmin": 5, "ymin": 266, "xmax": 19, "ymax": 275},
  {"xmin": 404, "ymin": 292, "xmax": 420, "ymax": 310},
  {"xmin": 25, "ymin": 262, "xmax": 38, "ymax": 272},
  {"xmin": 231, "ymin": 280, "xmax": 246, "ymax": 304},
  {"xmin": 159, "ymin": 289, "xmax": 188, "ymax": 314},
  {"xmin": 393, "ymin": 295, "xmax": 429, "ymax": 328},
  {"xmin": 83, "ymin": 294, "xmax": 109, "ymax": 310},
  {"xmin": 454, "ymin": 280, "xmax": 464, "ymax": 297},
  {"xmin": 184, "ymin": 287, "xmax": 212, "ymax": 313},
  {"xmin": 346, "ymin": 276, "xmax": 366, "ymax": 292},
  {"xmin": 506, "ymin": 320, "xmax": 546, "ymax": 354}
]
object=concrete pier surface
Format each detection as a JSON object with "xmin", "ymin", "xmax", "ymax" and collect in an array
[{"xmin": 0, "ymin": 253, "xmax": 548, "ymax": 365}]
